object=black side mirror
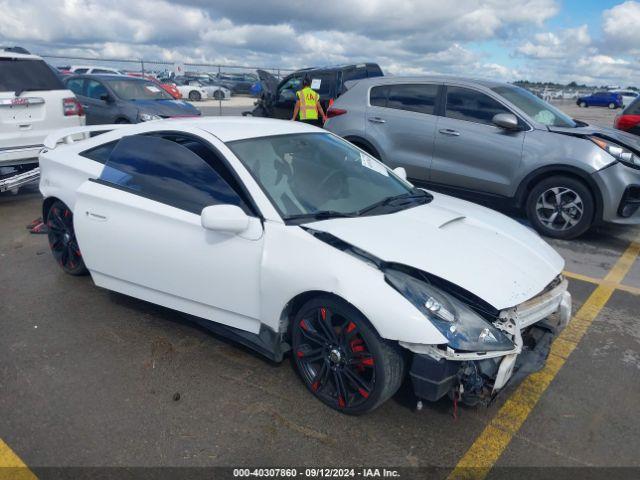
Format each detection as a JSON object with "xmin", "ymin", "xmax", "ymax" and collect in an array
[{"xmin": 492, "ymin": 113, "xmax": 520, "ymax": 130}]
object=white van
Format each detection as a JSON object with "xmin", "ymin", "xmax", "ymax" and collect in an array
[{"xmin": 1, "ymin": 48, "xmax": 85, "ymax": 192}]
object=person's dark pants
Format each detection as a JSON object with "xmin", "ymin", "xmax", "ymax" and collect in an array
[{"xmin": 297, "ymin": 118, "xmax": 324, "ymax": 128}]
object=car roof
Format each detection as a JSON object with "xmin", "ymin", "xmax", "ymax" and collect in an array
[
  {"xmin": 142, "ymin": 117, "xmax": 323, "ymax": 143},
  {"xmin": 350, "ymin": 75, "xmax": 508, "ymax": 89},
  {"xmin": 67, "ymin": 74, "xmax": 146, "ymax": 81},
  {"xmin": 0, "ymin": 50, "xmax": 42, "ymax": 61}
]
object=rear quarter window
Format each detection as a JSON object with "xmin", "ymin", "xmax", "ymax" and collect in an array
[{"xmin": 80, "ymin": 140, "xmax": 118, "ymax": 165}]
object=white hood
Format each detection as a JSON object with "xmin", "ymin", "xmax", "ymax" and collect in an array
[{"xmin": 307, "ymin": 192, "xmax": 564, "ymax": 310}]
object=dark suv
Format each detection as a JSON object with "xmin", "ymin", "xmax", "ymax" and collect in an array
[
  {"xmin": 248, "ymin": 63, "xmax": 383, "ymax": 119},
  {"xmin": 213, "ymin": 72, "xmax": 259, "ymax": 94}
]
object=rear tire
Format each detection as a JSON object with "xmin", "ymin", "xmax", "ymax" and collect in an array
[
  {"xmin": 46, "ymin": 200, "xmax": 88, "ymax": 275},
  {"xmin": 188, "ymin": 90, "xmax": 201, "ymax": 101},
  {"xmin": 213, "ymin": 90, "xmax": 224, "ymax": 100},
  {"xmin": 579, "ymin": 101, "xmax": 587, "ymax": 108},
  {"xmin": 608, "ymin": 102, "xmax": 617, "ymax": 109},
  {"xmin": 291, "ymin": 295, "xmax": 405, "ymax": 415},
  {"xmin": 525, "ymin": 175, "xmax": 594, "ymax": 239}
]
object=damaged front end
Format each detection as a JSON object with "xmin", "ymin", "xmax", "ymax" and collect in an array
[{"xmin": 396, "ymin": 273, "xmax": 571, "ymax": 406}]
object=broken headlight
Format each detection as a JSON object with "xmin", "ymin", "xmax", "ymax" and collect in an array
[
  {"xmin": 589, "ymin": 136, "xmax": 640, "ymax": 168},
  {"xmin": 385, "ymin": 269, "xmax": 514, "ymax": 352}
]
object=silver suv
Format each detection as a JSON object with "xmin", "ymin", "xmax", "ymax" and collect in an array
[{"xmin": 325, "ymin": 76, "xmax": 640, "ymax": 239}]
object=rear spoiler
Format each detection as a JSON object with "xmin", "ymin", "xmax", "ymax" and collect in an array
[{"xmin": 43, "ymin": 124, "xmax": 129, "ymax": 149}]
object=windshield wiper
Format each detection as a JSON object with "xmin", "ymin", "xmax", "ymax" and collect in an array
[
  {"xmin": 285, "ymin": 210, "xmax": 357, "ymax": 223},
  {"xmin": 14, "ymin": 87, "xmax": 41, "ymax": 97},
  {"xmin": 358, "ymin": 189, "xmax": 432, "ymax": 215}
]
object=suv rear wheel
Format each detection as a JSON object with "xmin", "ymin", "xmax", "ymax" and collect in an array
[{"xmin": 526, "ymin": 175, "xmax": 594, "ymax": 239}]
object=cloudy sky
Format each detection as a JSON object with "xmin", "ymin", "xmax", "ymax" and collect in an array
[{"xmin": 1, "ymin": 0, "xmax": 639, "ymax": 85}]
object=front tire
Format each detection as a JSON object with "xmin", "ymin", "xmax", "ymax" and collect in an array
[
  {"xmin": 213, "ymin": 90, "xmax": 224, "ymax": 100},
  {"xmin": 579, "ymin": 101, "xmax": 587, "ymax": 108},
  {"xmin": 188, "ymin": 90, "xmax": 201, "ymax": 101},
  {"xmin": 291, "ymin": 296, "xmax": 405, "ymax": 415},
  {"xmin": 608, "ymin": 102, "xmax": 617, "ymax": 109},
  {"xmin": 46, "ymin": 200, "xmax": 88, "ymax": 275},
  {"xmin": 525, "ymin": 176, "xmax": 594, "ymax": 239}
]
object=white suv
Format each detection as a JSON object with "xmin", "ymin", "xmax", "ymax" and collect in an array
[{"xmin": 1, "ymin": 48, "xmax": 85, "ymax": 192}]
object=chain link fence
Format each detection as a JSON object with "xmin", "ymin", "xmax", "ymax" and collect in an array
[{"xmin": 39, "ymin": 54, "xmax": 297, "ymax": 116}]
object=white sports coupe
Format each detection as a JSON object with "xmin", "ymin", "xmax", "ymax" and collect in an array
[{"xmin": 39, "ymin": 118, "xmax": 571, "ymax": 414}]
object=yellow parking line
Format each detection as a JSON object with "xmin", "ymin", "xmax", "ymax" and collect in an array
[
  {"xmin": 448, "ymin": 238, "xmax": 640, "ymax": 480},
  {"xmin": 0, "ymin": 438, "xmax": 37, "ymax": 480},
  {"xmin": 563, "ymin": 270, "xmax": 640, "ymax": 296}
]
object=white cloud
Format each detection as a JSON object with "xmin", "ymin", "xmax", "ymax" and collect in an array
[
  {"xmin": 602, "ymin": 1, "xmax": 640, "ymax": 55},
  {"xmin": 0, "ymin": 0, "xmax": 638, "ymax": 85},
  {"xmin": 517, "ymin": 25, "xmax": 591, "ymax": 59}
]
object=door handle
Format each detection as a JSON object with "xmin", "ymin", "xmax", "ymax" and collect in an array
[
  {"xmin": 368, "ymin": 117, "xmax": 386, "ymax": 124},
  {"xmin": 86, "ymin": 211, "xmax": 107, "ymax": 221},
  {"xmin": 81, "ymin": 104, "xmax": 89, "ymax": 110},
  {"xmin": 439, "ymin": 128, "xmax": 460, "ymax": 136}
]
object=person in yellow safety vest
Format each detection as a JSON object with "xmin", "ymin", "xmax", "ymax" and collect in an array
[{"xmin": 291, "ymin": 76, "xmax": 327, "ymax": 127}]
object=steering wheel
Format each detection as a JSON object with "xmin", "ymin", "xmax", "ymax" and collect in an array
[{"xmin": 318, "ymin": 169, "xmax": 348, "ymax": 198}]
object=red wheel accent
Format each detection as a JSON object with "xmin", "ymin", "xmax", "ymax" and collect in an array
[
  {"xmin": 320, "ymin": 307, "xmax": 327, "ymax": 321},
  {"xmin": 358, "ymin": 388, "xmax": 369, "ymax": 398},
  {"xmin": 297, "ymin": 350, "xmax": 305, "ymax": 358},
  {"xmin": 346, "ymin": 321, "xmax": 356, "ymax": 333},
  {"xmin": 299, "ymin": 319, "xmax": 309, "ymax": 331},
  {"xmin": 338, "ymin": 396, "xmax": 345, "ymax": 408}
]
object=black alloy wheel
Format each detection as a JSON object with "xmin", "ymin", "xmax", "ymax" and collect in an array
[
  {"xmin": 46, "ymin": 201, "xmax": 88, "ymax": 275},
  {"xmin": 292, "ymin": 296, "xmax": 404, "ymax": 415}
]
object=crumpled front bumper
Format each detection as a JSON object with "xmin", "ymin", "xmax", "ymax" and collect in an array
[{"xmin": 406, "ymin": 282, "xmax": 572, "ymax": 406}]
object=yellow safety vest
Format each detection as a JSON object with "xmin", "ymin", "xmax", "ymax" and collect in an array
[{"xmin": 296, "ymin": 87, "xmax": 319, "ymax": 120}]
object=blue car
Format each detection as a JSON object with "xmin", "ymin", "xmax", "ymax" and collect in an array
[
  {"xmin": 577, "ymin": 91, "xmax": 623, "ymax": 109},
  {"xmin": 65, "ymin": 75, "xmax": 201, "ymax": 125}
]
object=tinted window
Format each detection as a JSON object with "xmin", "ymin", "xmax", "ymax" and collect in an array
[
  {"xmin": 0, "ymin": 58, "xmax": 65, "ymax": 92},
  {"xmin": 370, "ymin": 86, "xmax": 388, "ymax": 107},
  {"xmin": 311, "ymin": 72, "xmax": 334, "ymax": 96},
  {"xmin": 342, "ymin": 67, "xmax": 366, "ymax": 83},
  {"xmin": 66, "ymin": 78, "xmax": 85, "ymax": 96},
  {"xmin": 99, "ymin": 135, "xmax": 249, "ymax": 215},
  {"xmin": 86, "ymin": 80, "xmax": 108, "ymax": 100},
  {"xmin": 81, "ymin": 140, "xmax": 118, "ymax": 165},
  {"xmin": 105, "ymin": 79, "xmax": 172, "ymax": 100},
  {"xmin": 386, "ymin": 84, "xmax": 438, "ymax": 115},
  {"xmin": 92, "ymin": 68, "xmax": 116, "ymax": 74},
  {"xmin": 74, "ymin": 68, "xmax": 88, "ymax": 74},
  {"xmin": 626, "ymin": 98, "xmax": 640, "ymax": 115},
  {"xmin": 446, "ymin": 86, "xmax": 510, "ymax": 125}
]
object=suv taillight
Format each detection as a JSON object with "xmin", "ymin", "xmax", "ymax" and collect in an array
[
  {"xmin": 63, "ymin": 97, "xmax": 84, "ymax": 116},
  {"xmin": 615, "ymin": 114, "xmax": 640, "ymax": 131},
  {"xmin": 327, "ymin": 107, "xmax": 347, "ymax": 118}
]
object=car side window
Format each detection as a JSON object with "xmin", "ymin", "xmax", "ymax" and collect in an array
[
  {"xmin": 81, "ymin": 140, "xmax": 118, "ymax": 165},
  {"xmin": 74, "ymin": 68, "xmax": 88, "ymax": 74},
  {"xmin": 445, "ymin": 86, "xmax": 511, "ymax": 126},
  {"xmin": 98, "ymin": 135, "xmax": 251, "ymax": 215},
  {"xmin": 386, "ymin": 84, "xmax": 439, "ymax": 115},
  {"xmin": 66, "ymin": 78, "xmax": 85, "ymax": 97},
  {"xmin": 370, "ymin": 86, "xmax": 388, "ymax": 107},
  {"xmin": 86, "ymin": 80, "xmax": 108, "ymax": 100}
]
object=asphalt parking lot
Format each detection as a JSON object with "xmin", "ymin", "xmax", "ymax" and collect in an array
[{"xmin": 1, "ymin": 102, "xmax": 639, "ymax": 478}]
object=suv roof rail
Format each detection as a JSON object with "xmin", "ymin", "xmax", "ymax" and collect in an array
[{"xmin": 1, "ymin": 46, "xmax": 31, "ymax": 54}]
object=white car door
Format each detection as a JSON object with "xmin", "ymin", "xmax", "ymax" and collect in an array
[{"xmin": 73, "ymin": 131, "xmax": 265, "ymax": 334}]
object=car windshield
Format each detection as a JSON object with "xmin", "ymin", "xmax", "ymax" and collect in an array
[
  {"xmin": 105, "ymin": 79, "xmax": 172, "ymax": 100},
  {"xmin": 228, "ymin": 133, "xmax": 429, "ymax": 222},
  {"xmin": 492, "ymin": 85, "xmax": 577, "ymax": 128}
]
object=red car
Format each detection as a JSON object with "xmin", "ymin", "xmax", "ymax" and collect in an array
[
  {"xmin": 615, "ymin": 97, "xmax": 640, "ymax": 136},
  {"xmin": 125, "ymin": 72, "xmax": 182, "ymax": 100}
]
